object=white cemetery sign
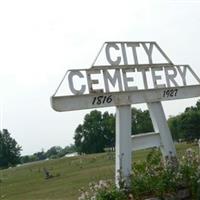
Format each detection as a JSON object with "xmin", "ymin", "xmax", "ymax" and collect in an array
[{"xmin": 51, "ymin": 42, "xmax": 200, "ymax": 187}]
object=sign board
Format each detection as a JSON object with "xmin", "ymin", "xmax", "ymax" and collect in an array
[
  {"xmin": 51, "ymin": 42, "xmax": 200, "ymax": 187},
  {"xmin": 51, "ymin": 42, "xmax": 200, "ymax": 111}
]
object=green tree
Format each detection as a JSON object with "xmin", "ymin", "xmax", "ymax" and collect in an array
[
  {"xmin": 0, "ymin": 129, "xmax": 22, "ymax": 168},
  {"xmin": 102, "ymin": 112, "xmax": 115, "ymax": 149},
  {"xmin": 45, "ymin": 146, "xmax": 63, "ymax": 159},
  {"xmin": 20, "ymin": 155, "xmax": 38, "ymax": 163},
  {"xmin": 62, "ymin": 144, "xmax": 76, "ymax": 154},
  {"xmin": 168, "ymin": 100, "xmax": 200, "ymax": 141},
  {"xmin": 74, "ymin": 125, "xmax": 84, "ymax": 154},
  {"xmin": 131, "ymin": 108, "xmax": 153, "ymax": 134},
  {"xmin": 179, "ymin": 109, "xmax": 200, "ymax": 140},
  {"xmin": 33, "ymin": 150, "xmax": 47, "ymax": 160},
  {"xmin": 74, "ymin": 110, "xmax": 115, "ymax": 154},
  {"xmin": 168, "ymin": 115, "xmax": 182, "ymax": 141},
  {"xmin": 74, "ymin": 108, "xmax": 154, "ymax": 154}
]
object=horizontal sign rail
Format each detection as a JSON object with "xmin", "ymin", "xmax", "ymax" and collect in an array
[
  {"xmin": 131, "ymin": 132, "xmax": 161, "ymax": 151},
  {"xmin": 91, "ymin": 63, "xmax": 174, "ymax": 70},
  {"xmin": 51, "ymin": 84, "xmax": 200, "ymax": 111}
]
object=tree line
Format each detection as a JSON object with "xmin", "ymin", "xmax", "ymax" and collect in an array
[
  {"xmin": 20, "ymin": 144, "xmax": 76, "ymax": 164},
  {"xmin": 168, "ymin": 100, "xmax": 200, "ymax": 142},
  {"xmin": 1, "ymin": 100, "xmax": 200, "ymax": 168},
  {"xmin": 74, "ymin": 100, "xmax": 200, "ymax": 154},
  {"xmin": 74, "ymin": 108, "xmax": 154, "ymax": 154},
  {"xmin": 0, "ymin": 129, "xmax": 76, "ymax": 169}
]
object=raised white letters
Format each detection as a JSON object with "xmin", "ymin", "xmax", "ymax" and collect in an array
[
  {"xmin": 137, "ymin": 68, "xmax": 149, "ymax": 89},
  {"xmin": 127, "ymin": 43, "xmax": 139, "ymax": 64},
  {"xmin": 68, "ymin": 71, "xmax": 86, "ymax": 95},
  {"xmin": 105, "ymin": 43, "xmax": 121, "ymax": 65},
  {"xmin": 177, "ymin": 66, "xmax": 187, "ymax": 86},
  {"xmin": 105, "ymin": 42, "xmax": 156, "ymax": 65},
  {"xmin": 86, "ymin": 70, "xmax": 103, "ymax": 93},
  {"xmin": 103, "ymin": 69, "xmax": 123, "ymax": 92},
  {"xmin": 152, "ymin": 67, "xmax": 166, "ymax": 88},
  {"xmin": 122, "ymin": 68, "xmax": 138, "ymax": 91},
  {"xmin": 141, "ymin": 43, "xmax": 153, "ymax": 64},
  {"xmin": 65, "ymin": 42, "xmax": 200, "ymax": 96},
  {"xmin": 67, "ymin": 65, "xmax": 199, "ymax": 95},
  {"xmin": 164, "ymin": 67, "xmax": 178, "ymax": 87}
]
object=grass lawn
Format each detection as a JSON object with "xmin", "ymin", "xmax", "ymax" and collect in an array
[{"xmin": 0, "ymin": 143, "xmax": 198, "ymax": 200}]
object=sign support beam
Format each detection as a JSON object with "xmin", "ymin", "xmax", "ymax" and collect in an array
[
  {"xmin": 147, "ymin": 102, "xmax": 176, "ymax": 157},
  {"xmin": 131, "ymin": 132, "xmax": 161, "ymax": 151},
  {"xmin": 115, "ymin": 105, "xmax": 132, "ymax": 187}
]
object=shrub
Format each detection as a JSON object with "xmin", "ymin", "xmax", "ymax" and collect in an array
[
  {"xmin": 78, "ymin": 180, "xmax": 127, "ymax": 200},
  {"xmin": 78, "ymin": 148, "xmax": 200, "ymax": 200}
]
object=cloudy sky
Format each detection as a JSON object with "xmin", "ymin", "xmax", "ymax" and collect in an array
[{"xmin": 0, "ymin": 0, "xmax": 200, "ymax": 155}]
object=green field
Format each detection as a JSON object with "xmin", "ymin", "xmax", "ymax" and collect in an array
[{"xmin": 0, "ymin": 143, "xmax": 198, "ymax": 200}]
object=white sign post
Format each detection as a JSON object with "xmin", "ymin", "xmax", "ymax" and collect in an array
[
  {"xmin": 51, "ymin": 42, "xmax": 200, "ymax": 187},
  {"xmin": 147, "ymin": 102, "xmax": 176, "ymax": 157},
  {"xmin": 115, "ymin": 105, "xmax": 132, "ymax": 186}
]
